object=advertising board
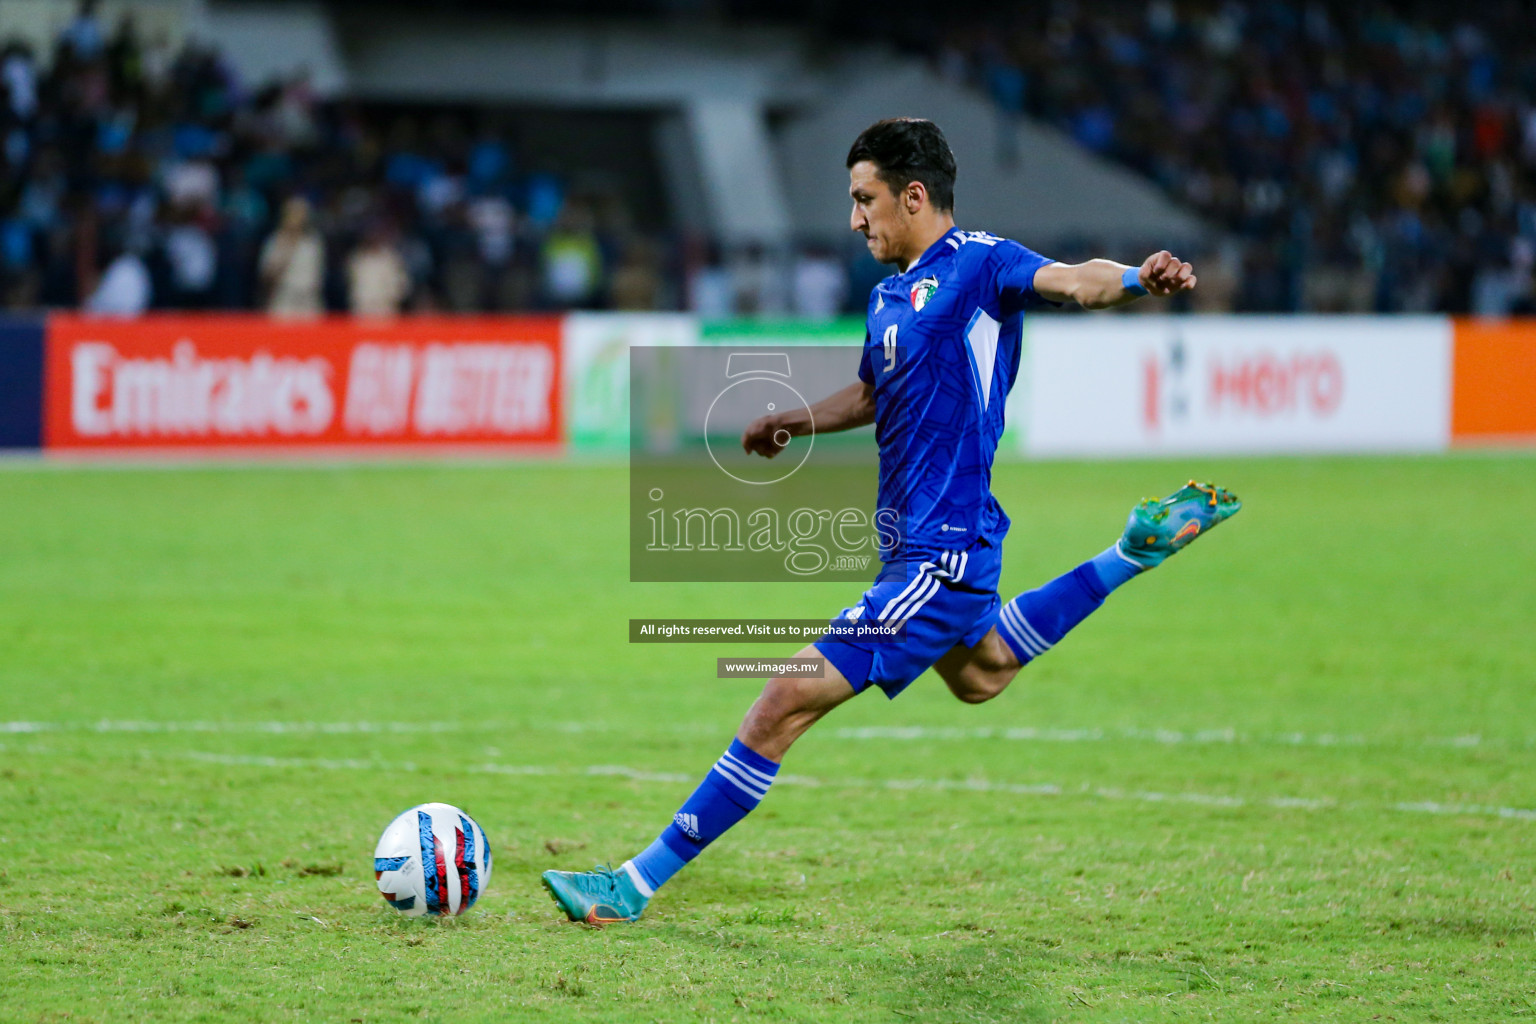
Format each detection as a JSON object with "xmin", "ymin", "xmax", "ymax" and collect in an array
[
  {"xmin": 44, "ymin": 315, "xmax": 562, "ymax": 453},
  {"xmin": 1016, "ymin": 316, "xmax": 1453, "ymax": 456},
  {"xmin": 563, "ymin": 313, "xmax": 697, "ymax": 451},
  {"xmin": 1452, "ymin": 319, "xmax": 1536, "ymax": 444},
  {"xmin": 0, "ymin": 315, "xmax": 44, "ymax": 450}
]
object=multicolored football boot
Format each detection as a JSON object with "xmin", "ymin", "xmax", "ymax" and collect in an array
[
  {"xmin": 1117, "ymin": 480, "xmax": 1241, "ymax": 570},
  {"xmin": 541, "ymin": 864, "xmax": 649, "ymax": 925}
]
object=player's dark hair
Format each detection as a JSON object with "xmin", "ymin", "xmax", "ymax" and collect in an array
[{"xmin": 846, "ymin": 118, "xmax": 957, "ymax": 213}]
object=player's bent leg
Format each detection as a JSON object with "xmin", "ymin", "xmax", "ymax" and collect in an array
[
  {"xmin": 935, "ymin": 628, "xmax": 1020, "ymax": 704},
  {"xmin": 737, "ymin": 645, "xmax": 858, "ymax": 761},
  {"xmin": 992, "ymin": 481, "xmax": 1243, "ymax": 670},
  {"xmin": 542, "ymin": 648, "xmax": 856, "ymax": 924}
]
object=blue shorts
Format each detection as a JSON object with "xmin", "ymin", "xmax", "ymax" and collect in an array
[{"xmin": 814, "ymin": 537, "xmax": 1003, "ymax": 699}]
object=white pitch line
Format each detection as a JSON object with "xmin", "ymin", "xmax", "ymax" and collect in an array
[
  {"xmin": 1394, "ymin": 801, "xmax": 1536, "ymax": 821},
  {"xmin": 831, "ymin": 725, "xmax": 1508, "ymax": 751},
  {"xmin": 0, "ymin": 720, "xmax": 507, "ymax": 735},
  {"xmin": 8, "ymin": 746, "xmax": 1523, "ymax": 824},
  {"xmin": 1, "ymin": 720, "xmax": 1523, "ymax": 751},
  {"xmin": 185, "ymin": 751, "xmax": 407, "ymax": 772}
]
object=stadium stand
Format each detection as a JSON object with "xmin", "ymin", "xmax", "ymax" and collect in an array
[
  {"xmin": 1, "ymin": 1, "xmax": 1532, "ymax": 315},
  {"xmin": 0, "ymin": 13, "xmax": 673, "ymax": 315},
  {"xmin": 928, "ymin": 1, "xmax": 1536, "ymax": 314}
]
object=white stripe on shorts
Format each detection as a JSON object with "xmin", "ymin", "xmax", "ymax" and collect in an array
[
  {"xmin": 878, "ymin": 562, "xmax": 936, "ymax": 621},
  {"xmin": 886, "ymin": 573, "xmax": 941, "ymax": 625}
]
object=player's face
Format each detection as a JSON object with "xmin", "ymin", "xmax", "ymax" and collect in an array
[{"xmin": 849, "ymin": 160, "xmax": 910, "ymax": 265}]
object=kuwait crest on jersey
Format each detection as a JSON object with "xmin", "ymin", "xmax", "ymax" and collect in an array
[{"xmin": 909, "ymin": 276, "xmax": 939, "ymax": 310}]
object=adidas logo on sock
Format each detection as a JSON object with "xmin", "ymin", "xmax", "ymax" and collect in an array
[{"xmin": 673, "ymin": 812, "xmax": 701, "ymax": 840}]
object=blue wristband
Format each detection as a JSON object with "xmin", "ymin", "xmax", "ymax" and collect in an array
[{"xmin": 1122, "ymin": 266, "xmax": 1148, "ymax": 296}]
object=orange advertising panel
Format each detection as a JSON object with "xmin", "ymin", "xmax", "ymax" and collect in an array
[
  {"xmin": 44, "ymin": 315, "xmax": 562, "ymax": 452},
  {"xmin": 1452, "ymin": 319, "xmax": 1536, "ymax": 443}
]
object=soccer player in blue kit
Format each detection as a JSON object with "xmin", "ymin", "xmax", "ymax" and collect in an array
[{"xmin": 544, "ymin": 118, "xmax": 1241, "ymax": 924}]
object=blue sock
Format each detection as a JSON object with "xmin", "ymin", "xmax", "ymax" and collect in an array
[
  {"xmin": 1089, "ymin": 542, "xmax": 1145, "ymax": 593},
  {"xmin": 995, "ymin": 546, "xmax": 1142, "ymax": 666},
  {"xmin": 624, "ymin": 738, "xmax": 779, "ymax": 896}
]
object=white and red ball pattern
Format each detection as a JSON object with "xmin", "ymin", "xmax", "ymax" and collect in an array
[{"xmin": 373, "ymin": 802, "xmax": 492, "ymax": 917}]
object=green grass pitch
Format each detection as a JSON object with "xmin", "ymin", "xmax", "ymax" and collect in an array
[{"xmin": 2, "ymin": 453, "xmax": 1533, "ymax": 1022}]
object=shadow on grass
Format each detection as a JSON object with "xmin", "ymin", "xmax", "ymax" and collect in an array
[
  {"xmin": 648, "ymin": 914, "xmax": 1057, "ymax": 1023},
  {"xmin": 888, "ymin": 941, "xmax": 1056, "ymax": 1023}
]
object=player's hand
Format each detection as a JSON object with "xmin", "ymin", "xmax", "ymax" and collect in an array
[
  {"xmin": 1138, "ymin": 251, "xmax": 1197, "ymax": 296},
  {"xmin": 742, "ymin": 414, "xmax": 791, "ymax": 458}
]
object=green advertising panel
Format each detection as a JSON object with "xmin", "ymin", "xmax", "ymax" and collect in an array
[
  {"xmin": 564, "ymin": 313, "xmax": 698, "ymax": 451},
  {"xmin": 700, "ymin": 317, "xmax": 866, "ymax": 347}
]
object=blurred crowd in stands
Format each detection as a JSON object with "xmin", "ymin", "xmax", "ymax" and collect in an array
[
  {"xmin": 937, "ymin": 0, "xmax": 1536, "ymax": 314},
  {"xmin": 0, "ymin": 2, "xmax": 845, "ymax": 319},
  {"xmin": 2, "ymin": 1, "xmax": 1534, "ymax": 317}
]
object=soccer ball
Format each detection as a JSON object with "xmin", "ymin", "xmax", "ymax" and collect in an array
[{"xmin": 373, "ymin": 802, "xmax": 492, "ymax": 917}]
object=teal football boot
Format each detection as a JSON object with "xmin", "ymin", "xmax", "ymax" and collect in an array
[
  {"xmin": 1118, "ymin": 480, "xmax": 1241, "ymax": 570},
  {"xmin": 541, "ymin": 864, "xmax": 649, "ymax": 925}
]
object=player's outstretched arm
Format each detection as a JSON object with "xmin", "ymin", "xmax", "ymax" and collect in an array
[
  {"xmin": 741, "ymin": 380, "xmax": 875, "ymax": 458},
  {"xmin": 1034, "ymin": 251, "xmax": 1196, "ymax": 310}
]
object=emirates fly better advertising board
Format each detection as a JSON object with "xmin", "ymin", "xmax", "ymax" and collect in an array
[{"xmin": 44, "ymin": 315, "xmax": 562, "ymax": 453}]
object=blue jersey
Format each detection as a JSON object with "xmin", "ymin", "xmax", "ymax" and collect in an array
[{"xmin": 859, "ymin": 227, "xmax": 1056, "ymax": 562}]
